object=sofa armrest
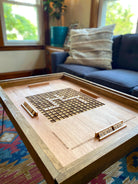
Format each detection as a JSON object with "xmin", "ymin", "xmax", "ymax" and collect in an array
[{"xmin": 51, "ymin": 51, "xmax": 69, "ymax": 73}]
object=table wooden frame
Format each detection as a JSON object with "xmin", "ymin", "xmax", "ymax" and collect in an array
[{"xmin": 0, "ymin": 73, "xmax": 137, "ymax": 184}]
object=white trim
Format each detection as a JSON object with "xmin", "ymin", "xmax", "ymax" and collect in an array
[
  {"xmin": 2, "ymin": 0, "xmax": 41, "ymax": 6},
  {"xmin": 98, "ymin": 0, "xmax": 107, "ymax": 27},
  {"xmin": 4, "ymin": 40, "xmax": 42, "ymax": 46},
  {"xmin": 136, "ymin": 19, "xmax": 138, "ymax": 33}
]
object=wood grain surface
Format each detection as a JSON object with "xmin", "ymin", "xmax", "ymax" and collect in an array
[{"xmin": 0, "ymin": 73, "xmax": 137, "ymax": 184}]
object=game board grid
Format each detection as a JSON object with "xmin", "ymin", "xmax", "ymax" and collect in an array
[{"xmin": 26, "ymin": 88, "xmax": 104, "ymax": 123}]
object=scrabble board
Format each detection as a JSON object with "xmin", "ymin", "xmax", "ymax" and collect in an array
[
  {"xmin": 0, "ymin": 73, "xmax": 137, "ymax": 184},
  {"xmin": 26, "ymin": 88, "xmax": 104, "ymax": 122}
]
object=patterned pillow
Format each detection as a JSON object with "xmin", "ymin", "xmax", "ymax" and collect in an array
[{"xmin": 65, "ymin": 24, "xmax": 115, "ymax": 69}]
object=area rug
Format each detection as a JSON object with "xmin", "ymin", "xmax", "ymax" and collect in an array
[{"xmin": 0, "ymin": 106, "xmax": 138, "ymax": 184}]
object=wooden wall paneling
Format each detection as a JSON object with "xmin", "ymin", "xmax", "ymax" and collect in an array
[
  {"xmin": 89, "ymin": 0, "xmax": 100, "ymax": 28},
  {"xmin": 0, "ymin": 45, "xmax": 44, "ymax": 51},
  {"xmin": 0, "ymin": 68, "xmax": 47, "ymax": 80},
  {"xmin": 43, "ymin": 0, "xmax": 50, "ymax": 45}
]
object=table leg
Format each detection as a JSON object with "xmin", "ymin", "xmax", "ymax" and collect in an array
[{"xmin": 0, "ymin": 107, "xmax": 4, "ymax": 135}]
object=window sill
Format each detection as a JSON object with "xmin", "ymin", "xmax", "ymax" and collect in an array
[{"xmin": 0, "ymin": 45, "xmax": 45, "ymax": 51}]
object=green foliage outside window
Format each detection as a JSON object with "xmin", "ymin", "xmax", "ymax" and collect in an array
[
  {"xmin": 106, "ymin": 2, "xmax": 134, "ymax": 35},
  {"xmin": 3, "ymin": 3, "xmax": 38, "ymax": 41}
]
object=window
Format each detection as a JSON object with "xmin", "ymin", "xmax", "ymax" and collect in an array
[
  {"xmin": 98, "ymin": 0, "xmax": 138, "ymax": 35},
  {"xmin": 0, "ymin": 0, "xmax": 44, "ymax": 46}
]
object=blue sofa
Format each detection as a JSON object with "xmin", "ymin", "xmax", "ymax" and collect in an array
[{"xmin": 51, "ymin": 34, "xmax": 138, "ymax": 97}]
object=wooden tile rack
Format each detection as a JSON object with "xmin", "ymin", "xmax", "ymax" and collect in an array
[
  {"xmin": 95, "ymin": 121, "xmax": 127, "ymax": 140},
  {"xmin": 80, "ymin": 89, "xmax": 99, "ymax": 99},
  {"xmin": 21, "ymin": 101, "xmax": 38, "ymax": 118},
  {"xmin": 28, "ymin": 81, "xmax": 49, "ymax": 88}
]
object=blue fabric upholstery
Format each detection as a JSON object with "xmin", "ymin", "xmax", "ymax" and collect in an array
[
  {"xmin": 131, "ymin": 86, "xmax": 138, "ymax": 97},
  {"xmin": 51, "ymin": 52, "xmax": 69, "ymax": 73},
  {"xmin": 57, "ymin": 64, "xmax": 100, "ymax": 78},
  {"xmin": 112, "ymin": 35, "xmax": 122, "ymax": 69},
  {"xmin": 85, "ymin": 69, "xmax": 138, "ymax": 94},
  {"xmin": 51, "ymin": 33, "xmax": 138, "ymax": 97},
  {"xmin": 115, "ymin": 34, "xmax": 138, "ymax": 71}
]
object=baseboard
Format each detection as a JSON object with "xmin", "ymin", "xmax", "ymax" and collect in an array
[{"xmin": 0, "ymin": 68, "xmax": 47, "ymax": 80}]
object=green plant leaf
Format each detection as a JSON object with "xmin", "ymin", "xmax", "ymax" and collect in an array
[{"xmin": 43, "ymin": 0, "xmax": 67, "ymax": 21}]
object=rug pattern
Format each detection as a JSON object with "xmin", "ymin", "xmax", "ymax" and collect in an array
[{"xmin": 0, "ymin": 106, "xmax": 138, "ymax": 184}]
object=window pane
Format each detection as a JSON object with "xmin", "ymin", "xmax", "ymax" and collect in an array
[
  {"xmin": 3, "ymin": 3, "xmax": 39, "ymax": 41},
  {"xmin": 105, "ymin": 0, "xmax": 138, "ymax": 35}
]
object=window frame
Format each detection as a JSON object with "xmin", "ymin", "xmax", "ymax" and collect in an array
[
  {"xmin": 89, "ymin": 0, "xmax": 100, "ymax": 28},
  {"xmin": 0, "ymin": 0, "xmax": 49, "ymax": 50}
]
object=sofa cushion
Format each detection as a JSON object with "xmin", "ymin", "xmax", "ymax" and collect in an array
[
  {"xmin": 65, "ymin": 24, "xmax": 115, "ymax": 69},
  {"xmin": 57, "ymin": 64, "xmax": 100, "ymax": 78},
  {"xmin": 85, "ymin": 69, "xmax": 138, "ymax": 94},
  {"xmin": 116, "ymin": 34, "xmax": 138, "ymax": 71},
  {"xmin": 51, "ymin": 52, "xmax": 69, "ymax": 73},
  {"xmin": 112, "ymin": 35, "xmax": 122, "ymax": 69},
  {"xmin": 131, "ymin": 86, "xmax": 138, "ymax": 97}
]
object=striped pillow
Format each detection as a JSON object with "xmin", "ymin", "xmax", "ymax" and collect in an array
[{"xmin": 65, "ymin": 24, "xmax": 115, "ymax": 69}]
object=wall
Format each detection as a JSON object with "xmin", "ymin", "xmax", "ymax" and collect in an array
[
  {"xmin": 64, "ymin": 0, "xmax": 91, "ymax": 28},
  {"xmin": 0, "ymin": 50, "xmax": 46, "ymax": 73},
  {"xmin": 50, "ymin": 0, "xmax": 91, "ymax": 28},
  {"xmin": 0, "ymin": 0, "xmax": 91, "ymax": 74}
]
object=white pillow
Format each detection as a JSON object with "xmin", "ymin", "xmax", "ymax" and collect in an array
[{"xmin": 65, "ymin": 24, "xmax": 115, "ymax": 69}]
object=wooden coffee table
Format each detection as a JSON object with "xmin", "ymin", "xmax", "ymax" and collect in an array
[{"xmin": 0, "ymin": 73, "xmax": 137, "ymax": 184}]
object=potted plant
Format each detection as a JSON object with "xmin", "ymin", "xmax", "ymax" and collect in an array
[{"xmin": 43, "ymin": 0, "xmax": 68, "ymax": 47}]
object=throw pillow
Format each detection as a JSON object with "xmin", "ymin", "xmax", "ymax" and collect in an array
[{"xmin": 65, "ymin": 24, "xmax": 115, "ymax": 69}]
